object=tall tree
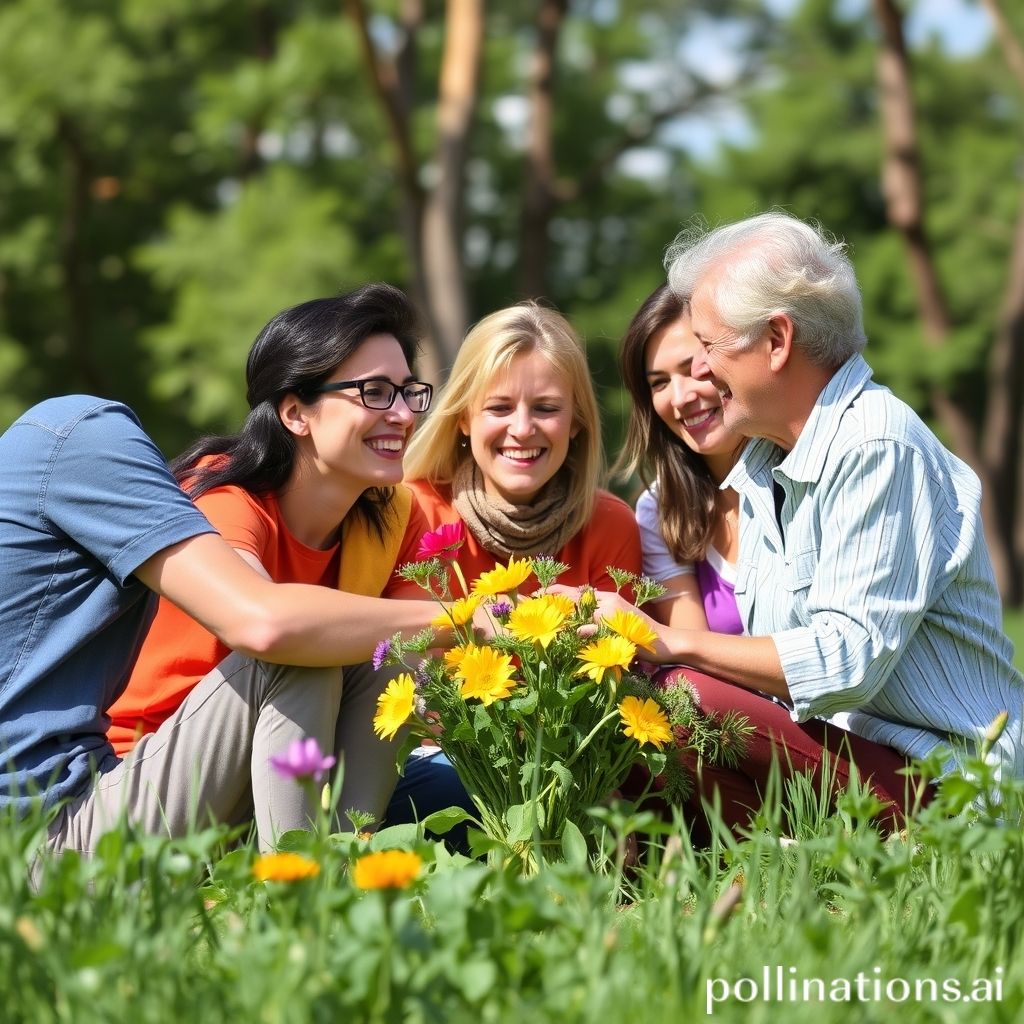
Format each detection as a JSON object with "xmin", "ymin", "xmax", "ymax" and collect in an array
[{"xmin": 872, "ymin": 0, "xmax": 1022, "ymax": 601}]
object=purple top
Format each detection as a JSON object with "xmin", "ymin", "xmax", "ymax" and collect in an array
[{"xmin": 695, "ymin": 547, "xmax": 743, "ymax": 636}]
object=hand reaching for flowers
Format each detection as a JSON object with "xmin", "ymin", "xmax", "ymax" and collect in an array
[{"xmin": 548, "ymin": 584, "xmax": 675, "ymax": 664}]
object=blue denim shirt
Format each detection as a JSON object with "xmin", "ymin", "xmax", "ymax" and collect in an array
[{"xmin": 0, "ymin": 397, "xmax": 213, "ymax": 814}]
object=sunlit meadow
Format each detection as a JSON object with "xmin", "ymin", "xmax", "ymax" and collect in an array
[{"xmin": 3, "ymin": 736, "xmax": 1022, "ymax": 1024}]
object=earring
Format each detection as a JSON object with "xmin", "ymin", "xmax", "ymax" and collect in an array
[{"xmin": 460, "ymin": 437, "xmax": 469, "ymax": 449}]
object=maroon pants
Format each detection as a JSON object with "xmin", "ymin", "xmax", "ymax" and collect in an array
[{"xmin": 652, "ymin": 668, "xmax": 932, "ymax": 843}]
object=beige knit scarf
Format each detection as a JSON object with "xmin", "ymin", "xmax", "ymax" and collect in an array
[{"xmin": 450, "ymin": 458, "xmax": 581, "ymax": 561}]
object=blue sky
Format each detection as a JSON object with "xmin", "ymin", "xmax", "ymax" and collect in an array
[{"xmin": 656, "ymin": 0, "xmax": 995, "ymax": 165}]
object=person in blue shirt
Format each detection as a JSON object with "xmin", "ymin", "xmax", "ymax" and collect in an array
[
  {"xmin": 591, "ymin": 211, "xmax": 1023, "ymax": 832},
  {"xmin": 0, "ymin": 286, "xmax": 462, "ymax": 856}
]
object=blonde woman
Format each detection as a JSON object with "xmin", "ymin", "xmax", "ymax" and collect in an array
[
  {"xmin": 382, "ymin": 302, "xmax": 643, "ymax": 841},
  {"xmin": 388, "ymin": 301, "xmax": 642, "ymax": 594}
]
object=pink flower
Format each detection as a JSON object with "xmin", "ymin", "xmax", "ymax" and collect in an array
[
  {"xmin": 269, "ymin": 737, "xmax": 336, "ymax": 784},
  {"xmin": 415, "ymin": 522, "xmax": 466, "ymax": 563}
]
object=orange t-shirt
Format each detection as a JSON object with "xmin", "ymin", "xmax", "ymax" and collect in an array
[
  {"xmin": 107, "ymin": 485, "xmax": 342, "ymax": 755},
  {"xmin": 383, "ymin": 480, "xmax": 643, "ymax": 600}
]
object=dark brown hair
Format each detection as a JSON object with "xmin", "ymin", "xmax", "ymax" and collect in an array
[{"xmin": 612, "ymin": 284, "xmax": 717, "ymax": 563}]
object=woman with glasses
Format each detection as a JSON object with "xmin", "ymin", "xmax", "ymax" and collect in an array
[
  {"xmin": 381, "ymin": 301, "xmax": 643, "ymax": 842},
  {"xmin": 107, "ymin": 283, "xmax": 436, "ymax": 829}
]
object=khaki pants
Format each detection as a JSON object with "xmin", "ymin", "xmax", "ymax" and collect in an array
[{"xmin": 45, "ymin": 653, "xmax": 404, "ymax": 854}]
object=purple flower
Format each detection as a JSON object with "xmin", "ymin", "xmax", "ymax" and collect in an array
[
  {"xmin": 372, "ymin": 638, "xmax": 392, "ymax": 671},
  {"xmin": 414, "ymin": 663, "xmax": 432, "ymax": 690},
  {"xmin": 490, "ymin": 600, "xmax": 512, "ymax": 619},
  {"xmin": 269, "ymin": 737, "xmax": 337, "ymax": 784}
]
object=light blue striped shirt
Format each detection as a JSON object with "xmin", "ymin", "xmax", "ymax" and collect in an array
[{"xmin": 723, "ymin": 354, "xmax": 1023, "ymax": 782}]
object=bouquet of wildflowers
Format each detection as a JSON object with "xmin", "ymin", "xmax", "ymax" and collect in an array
[{"xmin": 372, "ymin": 523, "xmax": 749, "ymax": 869}]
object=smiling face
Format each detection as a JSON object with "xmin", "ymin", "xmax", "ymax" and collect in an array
[
  {"xmin": 645, "ymin": 312, "xmax": 745, "ymax": 482},
  {"xmin": 460, "ymin": 349, "xmax": 578, "ymax": 505},
  {"xmin": 296, "ymin": 333, "xmax": 417, "ymax": 498},
  {"xmin": 688, "ymin": 276, "xmax": 778, "ymax": 442}
]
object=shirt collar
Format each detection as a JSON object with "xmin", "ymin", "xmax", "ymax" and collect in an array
[
  {"xmin": 723, "ymin": 436, "xmax": 780, "ymax": 493},
  {"xmin": 774, "ymin": 353, "xmax": 874, "ymax": 484}
]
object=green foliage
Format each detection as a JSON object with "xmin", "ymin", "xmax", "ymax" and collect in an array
[
  {"xmin": 0, "ymin": 0, "xmax": 1019, "ymax": 521},
  {"xmin": 137, "ymin": 166, "xmax": 362, "ymax": 432},
  {"xmin": 3, "ymin": 753, "xmax": 1023, "ymax": 1023}
]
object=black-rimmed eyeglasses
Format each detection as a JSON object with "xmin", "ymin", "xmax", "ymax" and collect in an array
[{"xmin": 313, "ymin": 377, "xmax": 433, "ymax": 413}]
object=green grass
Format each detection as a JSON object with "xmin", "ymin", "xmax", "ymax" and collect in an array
[
  {"xmin": 4, "ymin": 755, "xmax": 1022, "ymax": 1024},
  {"xmin": 1004, "ymin": 606, "xmax": 1024, "ymax": 672}
]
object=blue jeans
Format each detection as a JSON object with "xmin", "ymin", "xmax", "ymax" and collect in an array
[{"xmin": 382, "ymin": 750, "xmax": 475, "ymax": 853}]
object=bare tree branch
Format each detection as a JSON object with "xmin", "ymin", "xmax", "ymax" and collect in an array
[
  {"xmin": 345, "ymin": 0, "xmax": 422, "ymax": 209},
  {"xmin": 563, "ymin": 76, "xmax": 741, "ymax": 204}
]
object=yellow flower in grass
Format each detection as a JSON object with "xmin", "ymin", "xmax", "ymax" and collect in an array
[
  {"xmin": 352, "ymin": 849, "xmax": 422, "ymax": 890},
  {"xmin": 373, "ymin": 673, "xmax": 416, "ymax": 740},
  {"xmin": 432, "ymin": 593, "xmax": 481, "ymax": 628},
  {"xmin": 472, "ymin": 556, "xmax": 534, "ymax": 598},
  {"xmin": 457, "ymin": 645, "xmax": 517, "ymax": 706},
  {"xmin": 253, "ymin": 852, "xmax": 320, "ymax": 882},
  {"xmin": 604, "ymin": 610, "xmax": 659, "ymax": 653},
  {"xmin": 576, "ymin": 636, "xmax": 637, "ymax": 684},
  {"xmin": 618, "ymin": 696, "xmax": 673, "ymax": 750},
  {"xmin": 507, "ymin": 594, "xmax": 572, "ymax": 649}
]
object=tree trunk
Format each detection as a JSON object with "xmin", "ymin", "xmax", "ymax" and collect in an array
[
  {"xmin": 347, "ymin": 0, "xmax": 448, "ymax": 382},
  {"xmin": 420, "ymin": 0, "xmax": 484, "ymax": 370},
  {"xmin": 519, "ymin": 0, "xmax": 568, "ymax": 299},
  {"xmin": 872, "ymin": 0, "xmax": 1019, "ymax": 601},
  {"xmin": 978, "ymin": 0, "xmax": 1024, "ymax": 599}
]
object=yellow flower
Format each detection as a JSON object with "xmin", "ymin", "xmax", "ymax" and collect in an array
[
  {"xmin": 618, "ymin": 696, "xmax": 673, "ymax": 749},
  {"xmin": 456, "ymin": 645, "xmax": 517, "ymax": 706},
  {"xmin": 372, "ymin": 673, "xmax": 416, "ymax": 740},
  {"xmin": 507, "ymin": 594, "xmax": 571, "ymax": 648},
  {"xmin": 432, "ymin": 593, "xmax": 481, "ymax": 628},
  {"xmin": 252, "ymin": 852, "xmax": 320, "ymax": 882},
  {"xmin": 352, "ymin": 849, "xmax": 422, "ymax": 890},
  {"xmin": 576, "ymin": 636, "xmax": 637, "ymax": 684},
  {"xmin": 471, "ymin": 556, "xmax": 534, "ymax": 598},
  {"xmin": 604, "ymin": 610, "xmax": 659, "ymax": 653},
  {"xmin": 444, "ymin": 642, "xmax": 478, "ymax": 672}
]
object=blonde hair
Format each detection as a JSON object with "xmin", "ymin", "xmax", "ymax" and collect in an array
[{"xmin": 404, "ymin": 302, "xmax": 603, "ymax": 540}]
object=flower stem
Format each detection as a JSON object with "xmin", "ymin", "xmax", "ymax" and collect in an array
[
  {"xmin": 563, "ymin": 708, "xmax": 621, "ymax": 769},
  {"xmin": 452, "ymin": 561, "xmax": 469, "ymax": 598}
]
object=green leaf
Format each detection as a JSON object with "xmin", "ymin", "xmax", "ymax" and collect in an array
[
  {"xmin": 504, "ymin": 803, "xmax": 529, "ymax": 844},
  {"xmin": 456, "ymin": 958, "xmax": 498, "ymax": 1002},
  {"xmin": 466, "ymin": 828, "xmax": 503, "ymax": 858},
  {"xmin": 509, "ymin": 689, "xmax": 539, "ymax": 714},
  {"xmin": 503, "ymin": 802, "xmax": 544, "ymax": 845},
  {"xmin": 560, "ymin": 819, "xmax": 589, "ymax": 867},
  {"xmin": 273, "ymin": 829, "xmax": 313, "ymax": 852},
  {"xmin": 548, "ymin": 760, "xmax": 575, "ymax": 795},
  {"xmin": 422, "ymin": 806, "xmax": 474, "ymax": 835},
  {"xmin": 369, "ymin": 824, "xmax": 419, "ymax": 849}
]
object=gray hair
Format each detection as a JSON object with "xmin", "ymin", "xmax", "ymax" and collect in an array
[{"xmin": 664, "ymin": 211, "xmax": 866, "ymax": 368}]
